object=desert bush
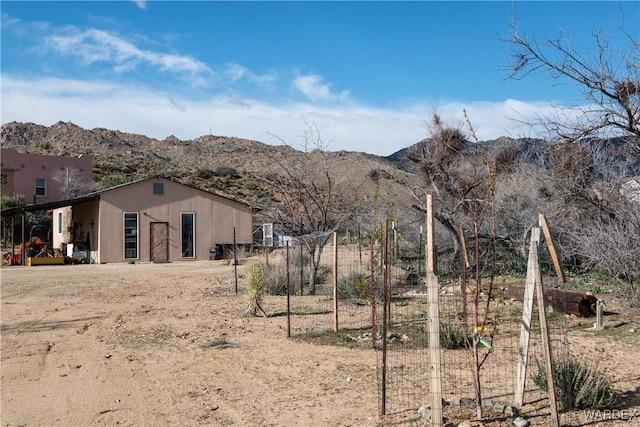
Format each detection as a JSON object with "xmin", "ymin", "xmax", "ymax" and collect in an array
[
  {"xmin": 213, "ymin": 166, "xmax": 239, "ymax": 178},
  {"xmin": 533, "ymin": 355, "xmax": 615, "ymax": 410},
  {"xmin": 0, "ymin": 194, "xmax": 26, "ymax": 210},
  {"xmin": 195, "ymin": 167, "xmax": 215, "ymax": 179},
  {"xmin": 262, "ymin": 263, "xmax": 288, "ymax": 296},
  {"xmin": 260, "ymin": 261, "xmax": 330, "ymax": 296},
  {"xmin": 337, "ymin": 271, "xmax": 371, "ymax": 300},
  {"xmin": 439, "ymin": 322, "xmax": 466, "ymax": 349}
]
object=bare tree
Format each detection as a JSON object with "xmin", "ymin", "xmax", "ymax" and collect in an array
[
  {"xmin": 51, "ymin": 167, "xmax": 95, "ymax": 199},
  {"xmin": 252, "ymin": 122, "xmax": 352, "ymax": 295},
  {"xmin": 503, "ymin": 15, "xmax": 640, "ymax": 283},
  {"xmin": 371, "ymin": 111, "xmax": 519, "ymax": 271},
  {"xmin": 503, "ymin": 15, "xmax": 640, "ymax": 149}
]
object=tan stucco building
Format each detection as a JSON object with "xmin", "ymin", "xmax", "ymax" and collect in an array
[{"xmin": 45, "ymin": 176, "xmax": 253, "ymax": 263}]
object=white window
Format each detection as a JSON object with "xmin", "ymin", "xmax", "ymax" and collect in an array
[{"xmin": 35, "ymin": 178, "xmax": 46, "ymax": 196}]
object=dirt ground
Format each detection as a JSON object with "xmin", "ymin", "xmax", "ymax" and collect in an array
[{"xmin": 1, "ymin": 257, "xmax": 639, "ymax": 427}]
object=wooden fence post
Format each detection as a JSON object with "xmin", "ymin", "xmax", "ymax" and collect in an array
[
  {"xmin": 426, "ymin": 194, "xmax": 443, "ymax": 426},
  {"xmin": 515, "ymin": 227, "xmax": 540, "ymax": 407},
  {"xmin": 596, "ymin": 300, "xmax": 604, "ymax": 330},
  {"xmin": 286, "ymin": 241, "xmax": 291, "ymax": 338},
  {"xmin": 539, "ymin": 214, "xmax": 565, "ymax": 283},
  {"xmin": 535, "ymin": 247, "xmax": 561, "ymax": 427},
  {"xmin": 381, "ymin": 219, "xmax": 389, "ymax": 415}
]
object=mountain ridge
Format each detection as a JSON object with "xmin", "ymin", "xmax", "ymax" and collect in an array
[
  {"xmin": 0, "ymin": 121, "xmax": 420, "ymax": 218},
  {"xmin": 3, "ymin": 121, "xmax": 638, "ymax": 209}
]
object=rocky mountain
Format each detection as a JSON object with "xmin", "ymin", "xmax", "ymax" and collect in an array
[
  {"xmin": 0, "ymin": 121, "xmax": 421, "ymax": 222},
  {"xmin": 3, "ymin": 121, "xmax": 638, "ymax": 214}
]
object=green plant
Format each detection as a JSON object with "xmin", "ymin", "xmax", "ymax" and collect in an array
[
  {"xmin": 439, "ymin": 322, "xmax": 466, "ymax": 349},
  {"xmin": 580, "ymin": 269, "xmax": 640, "ymax": 303},
  {"xmin": 580, "ymin": 270, "xmax": 616, "ymax": 289},
  {"xmin": 34, "ymin": 141, "xmax": 53, "ymax": 152},
  {"xmin": 533, "ymin": 355, "xmax": 615, "ymax": 410},
  {"xmin": 337, "ymin": 271, "xmax": 371, "ymax": 300},
  {"xmin": 213, "ymin": 166, "xmax": 239, "ymax": 178},
  {"xmin": 244, "ymin": 264, "xmax": 268, "ymax": 317},
  {"xmin": 505, "ymin": 258, "xmax": 527, "ymax": 277},
  {"xmin": 0, "ymin": 194, "xmax": 26, "ymax": 210},
  {"xmin": 436, "ymin": 270, "xmax": 457, "ymax": 283},
  {"xmin": 259, "ymin": 260, "xmax": 330, "ymax": 296}
]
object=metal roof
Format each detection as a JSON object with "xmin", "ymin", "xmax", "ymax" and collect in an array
[
  {"xmin": 1, "ymin": 193, "xmax": 100, "ymax": 218},
  {"xmin": 1, "ymin": 175, "xmax": 254, "ymax": 218}
]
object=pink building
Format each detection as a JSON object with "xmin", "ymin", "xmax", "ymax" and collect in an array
[{"xmin": 0, "ymin": 148, "xmax": 93, "ymax": 203}]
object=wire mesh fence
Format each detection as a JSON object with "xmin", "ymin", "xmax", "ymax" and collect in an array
[
  {"xmin": 258, "ymin": 217, "xmax": 601, "ymax": 425},
  {"xmin": 255, "ymin": 234, "xmax": 374, "ymax": 339}
]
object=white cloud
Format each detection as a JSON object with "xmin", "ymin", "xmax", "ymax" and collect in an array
[
  {"xmin": 46, "ymin": 28, "xmax": 213, "ymax": 80},
  {"xmin": 41, "ymin": 27, "xmax": 281, "ymax": 91},
  {"xmin": 1, "ymin": 75, "xmax": 572, "ymax": 156},
  {"xmin": 293, "ymin": 74, "xmax": 351, "ymax": 103},
  {"xmin": 132, "ymin": 1, "xmax": 147, "ymax": 10},
  {"xmin": 222, "ymin": 63, "xmax": 276, "ymax": 85},
  {"xmin": 1, "ymin": 13, "xmax": 20, "ymax": 27}
]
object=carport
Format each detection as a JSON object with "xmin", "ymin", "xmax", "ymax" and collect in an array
[{"xmin": 1, "ymin": 194, "xmax": 99, "ymax": 265}]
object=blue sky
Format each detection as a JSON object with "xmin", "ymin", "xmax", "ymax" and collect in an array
[{"xmin": 1, "ymin": 1, "xmax": 637, "ymax": 156}]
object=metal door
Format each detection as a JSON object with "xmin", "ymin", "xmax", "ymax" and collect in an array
[{"xmin": 150, "ymin": 222, "xmax": 169, "ymax": 263}]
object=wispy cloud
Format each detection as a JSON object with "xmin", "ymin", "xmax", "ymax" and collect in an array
[
  {"xmin": 38, "ymin": 25, "xmax": 277, "ymax": 90},
  {"xmin": 46, "ymin": 28, "xmax": 213, "ymax": 80},
  {"xmin": 222, "ymin": 63, "xmax": 276, "ymax": 85},
  {"xmin": 293, "ymin": 74, "xmax": 351, "ymax": 103},
  {"xmin": 1, "ymin": 13, "xmax": 20, "ymax": 27},
  {"xmin": 132, "ymin": 1, "xmax": 147, "ymax": 10}
]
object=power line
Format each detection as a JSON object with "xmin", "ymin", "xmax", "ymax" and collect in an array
[{"xmin": 222, "ymin": 2, "xmax": 499, "ymax": 42}]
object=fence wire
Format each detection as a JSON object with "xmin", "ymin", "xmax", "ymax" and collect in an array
[{"xmin": 265, "ymin": 226, "xmax": 584, "ymax": 425}]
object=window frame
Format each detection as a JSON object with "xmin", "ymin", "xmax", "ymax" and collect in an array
[
  {"xmin": 35, "ymin": 177, "xmax": 46, "ymax": 196},
  {"xmin": 153, "ymin": 182, "xmax": 164, "ymax": 195},
  {"xmin": 123, "ymin": 212, "xmax": 139, "ymax": 260},
  {"xmin": 180, "ymin": 212, "xmax": 195, "ymax": 258}
]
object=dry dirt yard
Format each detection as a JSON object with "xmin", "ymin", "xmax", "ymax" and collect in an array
[
  {"xmin": 1, "ymin": 259, "xmax": 382, "ymax": 427},
  {"xmin": 1, "ymin": 258, "xmax": 639, "ymax": 427}
]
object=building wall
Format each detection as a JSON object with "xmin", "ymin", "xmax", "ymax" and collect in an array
[
  {"xmin": 0, "ymin": 148, "xmax": 93, "ymax": 203},
  {"xmin": 95, "ymin": 178, "xmax": 252, "ymax": 263}
]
